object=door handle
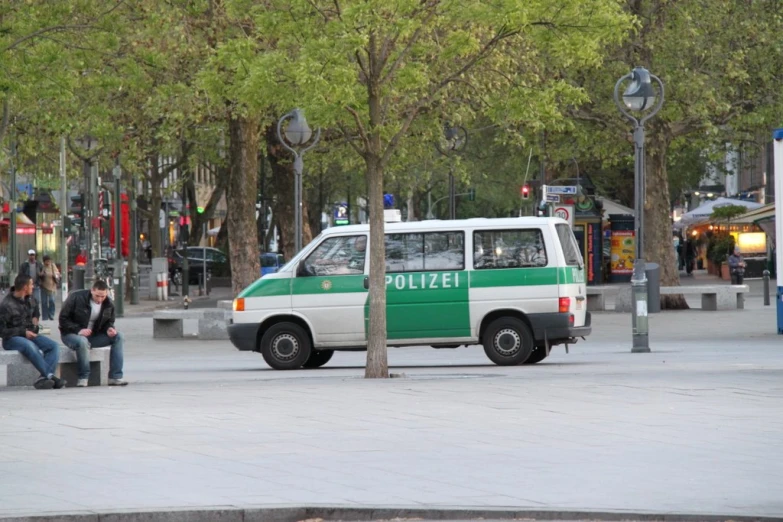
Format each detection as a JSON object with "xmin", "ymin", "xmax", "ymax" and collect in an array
[{"xmin": 363, "ymin": 276, "xmax": 369, "ymax": 289}]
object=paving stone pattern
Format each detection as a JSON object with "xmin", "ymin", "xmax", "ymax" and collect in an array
[{"xmin": 0, "ymin": 297, "xmax": 781, "ymax": 520}]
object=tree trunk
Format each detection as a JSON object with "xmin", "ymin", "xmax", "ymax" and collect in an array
[
  {"xmin": 264, "ymin": 123, "xmax": 313, "ymax": 261},
  {"xmin": 646, "ymin": 132, "xmax": 688, "ymax": 310},
  {"xmin": 364, "ymin": 150, "xmax": 388, "ymax": 378},
  {"xmin": 226, "ymin": 113, "xmax": 261, "ymax": 295}
]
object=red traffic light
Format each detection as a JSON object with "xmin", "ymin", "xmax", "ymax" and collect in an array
[
  {"xmin": 1, "ymin": 202, "xmax": 9, "ymax": 213},
  {"xmin": 521, "ymin": 185, "xmax": 530, "ymax": 199}
]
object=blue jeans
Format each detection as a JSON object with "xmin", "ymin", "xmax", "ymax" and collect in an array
[
  {"xmin": 41, "ymin": 289, "xmax": 56, "ymax": 320},
  {"xmin": 3, "ymin": 335, "xmax": 59, "ymax": 379},
  {"xmin": 61, "ymin": 332, "xmax": 124, "ymax": 380}
]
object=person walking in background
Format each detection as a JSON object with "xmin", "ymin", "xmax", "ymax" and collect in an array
[
  {"xmin": 18, "ymin": 249, "xmax": 43, "ymax": 317},
  {"xmin": 0, "ymin": 274, "xmax": 66, "ymax": 389},
  {"xmin": 728, "ymin": 246, "xmax": 746, "ymax": 285},
  {"xmin": 40, "ymin": 255, "xmax": 60, "ymax": 320}
]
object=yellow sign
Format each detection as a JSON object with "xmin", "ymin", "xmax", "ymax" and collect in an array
[{"xmin": 610, "ymin": 230, "xmax": 635, "ymax": 275}]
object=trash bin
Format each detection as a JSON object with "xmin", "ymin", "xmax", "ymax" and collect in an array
[
  {"xmin": 645, "ymin": 262, "xmax": 661, "ymax": 314},
  {"xmin": 72, "ymin": 266, "xmax": 85, "ymax": 291}
]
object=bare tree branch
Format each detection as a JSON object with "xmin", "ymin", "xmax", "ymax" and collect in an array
[{"xmin": 344, "ymin": 105, "xmax": 371, "ymax": 151}]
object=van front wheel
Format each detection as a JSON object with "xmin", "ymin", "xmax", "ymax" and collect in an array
[
  {"xmin": 260, "ymin": 322, "xmax": 312, "ymax": 370},
  {"xmin": 483, "ymin": 317, "xmax": 534, "ymax": 366}
]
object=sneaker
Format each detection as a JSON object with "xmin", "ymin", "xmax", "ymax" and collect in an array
[
  {"xmin": 33, "ymin": 377, "xmax": 55, "ymax": 390},
  {"xmin": 76, "ymin": 379, "xmax": 88, "ymax": 388},
  {"xmin": 108, "ymin": 378, "xmax": 129, "ymax": 386},
  {"xmin": 51, "ymin": 376, "xmax": 67, "ymax": 389}
]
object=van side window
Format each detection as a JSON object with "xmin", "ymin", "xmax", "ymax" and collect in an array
[
  {"xmin": 473, "ymin": 229, "xmax": 548, "ymax": 269},
  {"xmin": 299, "ymin": 235, "xmax": 367, "ymax": 276},
  {"xmin": 555, "ymin": 224, "xmax": 583, "ymax": 267},
  {"xmin": 385, "ymin": 232, "xmax": 464, "ymax": 272}
]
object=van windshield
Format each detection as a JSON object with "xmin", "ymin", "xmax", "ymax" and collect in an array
[{"xmin": 556, "ymin": 224, "xmax": 583, "ymax": 267}]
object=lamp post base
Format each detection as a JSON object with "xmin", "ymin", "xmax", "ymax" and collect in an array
[{"xmin": 631, "ymin": 259, "xmax": 651, "ymax": 353}]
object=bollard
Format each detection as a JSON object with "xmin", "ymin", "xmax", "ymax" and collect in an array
[
  {"xmin": 162, "ymin": 273, "xmax": 169, "ymax": 301},
  {"xmin": 763, "ymin": 270, "xmax": 771, "ymax": 306},
  {"xmin": 156, "ymin": 273, "xmax": 163, "ymax": 301}
]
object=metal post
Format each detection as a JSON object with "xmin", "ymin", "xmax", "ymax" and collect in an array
[
  {"xmin": 294, "ymin": 155, "xmax": 303, "ymax": 253},
  {"xmin": 448, "ymin": 169, "xmax": 456, "ymax": 220},
  {"xmin": 202, "ymin": 222, "xmax": 207, "ymax": 296},
  {"xmin": 9, "ymin": 140, "xmax": 17, "ymax": 274},
  {"xmin": 85, "ymin": 159, "xmax": 97, "ymax": 288},
  {"xmin": 113, "ymin": 160, "xmax": 124, "ymax": 317},
  {"xmin": 772, "ymin": 128, "xmax": 783, "ymax": 334},
  {"xmin": 763, "ymin": 270, "xmax": 771, "ymax": 306},
  {"xmin": 181, "ymin": 192, "xmax": 189, "ymax": 300},
  {"xmin": 130, "ymin": 175, "xmax": 139, "ymax": 305},
  {"xmin": 630, "ymin": 124, "xmax": 650, "ymax": 353},
  {"xmin": 614, "ymin": 68, "xmax": 664, "ymax": 353},
  {"xmin": 59, "ymin": 138, "xmax": 68, "ymax": 304}
]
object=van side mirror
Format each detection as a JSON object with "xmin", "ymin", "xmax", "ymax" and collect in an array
[{"xmin": 296, "ymin": 262, "xmax": 307, "ymax": 277}]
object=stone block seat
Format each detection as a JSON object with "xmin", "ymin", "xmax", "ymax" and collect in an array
[
  {"xmin": 0, "ymin": 343, "xmax": 110, "ymax": 387},
  {"xmin": 152, "ymin": 308, "xmax": 231, "ymax": 340},
  {"xmin": 615, "ymin": 284, "xmax": 749, "ymax": 312}
]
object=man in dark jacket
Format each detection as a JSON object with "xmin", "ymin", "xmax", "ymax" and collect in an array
[
  {"xmin": 18, "ymin": 249, "xmax": 44, "ymax": 317},
  {"xmin": 0, "ymin": 274, "xmax": 66, "ymax": 389},
  {"xmin": 59, "ymin": 279, "xmax": 128, "ymax": 387}
]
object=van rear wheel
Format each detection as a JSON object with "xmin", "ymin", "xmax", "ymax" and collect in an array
[
  {"xmin": 260, "ymin": 322, "xmax": 312, "ymax": 370},
  {"xmin": 303, "ymin": 349, "xmax": 334, "ymax": 368},
  {"xmin": 483, "ymin": 317, "xmax": 534, "ymax": 366}
]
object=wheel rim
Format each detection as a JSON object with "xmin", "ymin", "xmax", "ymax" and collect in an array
[
  {"xmin": 493, "ymin": 328, "xmax": 521, "ymax": 357},
  {"xmin": 272, "ymin": 333, "xmax": 299, "ymax": 361}
]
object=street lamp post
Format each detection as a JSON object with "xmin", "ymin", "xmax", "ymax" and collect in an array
[
  {"xmin": 613, "ymin": 67, "xmax": 664, "ymax": 353},
  {"xmin": 277, "ymin": 109, "xmax": 321, "ymax": 253},
  {"xmin": 436, "ymin": 124, "xmax": 468, "ymax": 220},
  {"xmin": 112, "ymin": 159, "xmax": 124, "ymax": 317}
]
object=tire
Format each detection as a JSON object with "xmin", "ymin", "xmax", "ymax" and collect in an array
[
  {"xmin": 303, "ymin": 349, "xmax": 334, "ymax": 368},
  {"xmin": 260, "ymin": 322, "xmax": 312, "ymax": 370},
  {"xmin": 482, "ymin": 317, "xmax": 535, "ymax": 366},
  {"xmin": 522, "ymin": 347, "xmax": 548, "ymax": 365}
]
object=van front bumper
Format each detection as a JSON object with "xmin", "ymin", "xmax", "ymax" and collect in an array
[
  {"xmin": 528, "ymin": 312, "xmax": 591, "ymax": 342},
  {"xmin": 227, "ymin": 322, "xmax": 259, "ymax": 352}
]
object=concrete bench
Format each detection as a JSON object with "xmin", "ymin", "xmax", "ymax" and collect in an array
[
  {"xmin": 152, "ymin": 308, "xmax": 231, "ymax": 340},
  {"xmin": 1, "ymin": 345, "xmax": 110, "ymax": 387},
  {"xmin": 586, "ymin": 286, "xmax": 620, "ymax": 311},
  {"xmin": 615, "ymin": 285, "xmax": 749, "ymax": 313}
]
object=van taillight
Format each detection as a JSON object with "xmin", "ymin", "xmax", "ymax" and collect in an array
[
  {"xmin": 559, "ymin": 297, "xmax": 571, "ymax": 313},
  {"xmin": 233, "ymin": 298, "xmax": 245, "ymax": 312}
]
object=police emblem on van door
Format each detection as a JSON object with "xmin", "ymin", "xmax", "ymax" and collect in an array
[{"xmin": 321, "ymin": 280, "xmax": 333, "ymax": 291}]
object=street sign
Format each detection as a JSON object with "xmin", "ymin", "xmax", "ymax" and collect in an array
[
  {"xmin": 553, "ymin": 205, "xmax": 574, "ymax": 227},
  {"xmin": 546, "ymin": 194, "xmax": 560, "ymax": 203},
  {"xmin": 546, "ymin": 186, "xmax": 578, "ymax": 195}
]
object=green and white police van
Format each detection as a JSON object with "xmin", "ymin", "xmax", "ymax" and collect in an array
[{"xmin": 228, "ymin": 217, "xmax": 591, "ymax": 369}]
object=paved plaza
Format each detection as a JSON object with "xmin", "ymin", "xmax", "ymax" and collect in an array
[{"xmin": 0, "ymin": 287, "xmax": 782, "ymax": 520}]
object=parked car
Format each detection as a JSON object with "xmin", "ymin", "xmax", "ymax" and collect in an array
[
  {"xmin": 261, "ymin": 253, "xmax": 285, "ymax": 276},
  {"xmin": 169, "ymin": 247, "xmax": 228, "ymax": 286}
]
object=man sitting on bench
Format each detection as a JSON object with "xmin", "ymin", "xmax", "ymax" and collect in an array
[
  {"xmin": 59, "ymin": 279, "xmax": 128, "ymax": 387},
  {"xmin": 0, "ymin": 274, "xmax": 66, "ymax": 389}
]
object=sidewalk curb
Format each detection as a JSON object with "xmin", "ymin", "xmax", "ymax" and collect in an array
[{"xmin": 2, "ymin": 505, "xmax": 781, "ymax": 522}]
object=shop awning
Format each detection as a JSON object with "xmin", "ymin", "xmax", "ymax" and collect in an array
[
  {"xmin": 0, "ymin": 213, "xmax": 36, "ymax": 227},
  {"xmin": 676, "ymin": 197, "xmax": 763, "ymax": 228}
]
